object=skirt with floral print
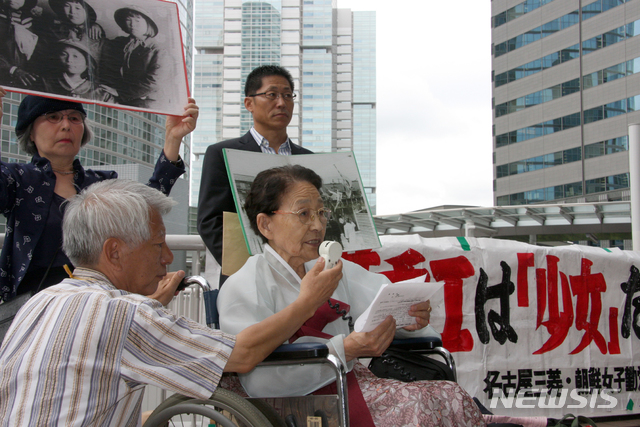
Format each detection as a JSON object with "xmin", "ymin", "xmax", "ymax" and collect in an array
[{"xmin": 219, "ymin": 362, "xmax": 486, "ymax": 427}]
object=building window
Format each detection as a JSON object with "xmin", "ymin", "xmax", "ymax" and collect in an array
[
  {"xmin": 584, "ymin": 136, "xmax": 628, "ymax": 159},
  {"xmin": 496, "ymin": 173, "xmax": 629, "ymax": 206},
  {"xmin": 492, "ymin": 0, "xmax": 556, "ymax": 28},
  {"xmin": 494, "ymin": 10, "xmax": 578, "ymax": 57},
  {"xmin": 495, "ymin": 78, "xmax": 579, "ymax": 118},
  {"xmin": 496, "ymin": 147, "xmax": 582, "ymax": 178},
  {"xmin": 495, "ymin": 94, "xmax": 639, "ymax": 147},
  {"xmin": 495, "ymin": 45, "xmax": 579, "ymax": 88},
  {"xmin": 495, "ymin": 17, "xmax": 639, "ymax": 88}
]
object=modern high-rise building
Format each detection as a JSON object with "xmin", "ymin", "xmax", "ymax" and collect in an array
[
  {"xmin": 0, "ymin": 0, "xmax": 195, "ymax": 234},
  {"xmin": 492, "ymin": 0, "xmax": 640, "ymax": 207},
  {"xmin": 191, "ymin": 0, "xmax": 377, "ymax": 213}
]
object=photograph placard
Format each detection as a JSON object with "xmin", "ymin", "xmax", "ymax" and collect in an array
[
  {"xmin": 0, "ymin": 0, "xmax": 188, "ymax": 115},
  {"xmin": 223, "ymin": 149, "xmax": 381, "ymax": 256}
]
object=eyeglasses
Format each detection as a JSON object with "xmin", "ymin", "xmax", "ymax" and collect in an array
[
  {"xmin": 273, "ymin": 208, "xmax": 332, "ymax": 225},
  {"xmin": 248, "ymin": 91, "xmax": 297, "ymax": 102},
  {"xmin": 41, "ymin": 111, "xmax": 85, "ymax": 125}
]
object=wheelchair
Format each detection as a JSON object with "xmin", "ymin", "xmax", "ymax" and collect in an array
[{"xmin": 143, "ymin": 276, "xmax": 456, "ymax": 427}]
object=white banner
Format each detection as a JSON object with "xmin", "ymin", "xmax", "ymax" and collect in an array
[{"xmin": 343, "ymin": 235, "xmax": 640, "ymax": 418}]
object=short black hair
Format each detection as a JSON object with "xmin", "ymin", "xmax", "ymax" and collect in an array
[
  {"xmin": 244, "ymin": 65, "xmax": 294, "ymax": 96},
  {"xmin": 244, "ymin": 165, "xmax": 322, "ymax": 243}
]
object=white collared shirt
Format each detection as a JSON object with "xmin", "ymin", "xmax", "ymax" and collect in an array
[{"xmin": 250, "ymin": 127, "xmax": 292, "ymax": 155}]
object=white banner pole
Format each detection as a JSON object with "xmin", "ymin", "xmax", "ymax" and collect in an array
[{"xmin": 629, "ymin": 124, "xmax": 640, "ymax": 252}]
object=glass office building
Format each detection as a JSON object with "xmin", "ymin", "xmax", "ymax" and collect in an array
[
  {"xmin": 492, "ymin": 0, "xmax": 639, "ymax": 206},
  {"xmin": 191, "ymin": 0, "xmax": 377, "ymax": 212}
]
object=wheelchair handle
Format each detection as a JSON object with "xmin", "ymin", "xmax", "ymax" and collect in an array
[{"xmin": 177, "ymin": 275, "xmax": 213, "ymax": 292}]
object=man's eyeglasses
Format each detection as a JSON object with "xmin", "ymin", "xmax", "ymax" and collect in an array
[
  {"xmin": 41, "ymin": 111, "xmax": 85, "ymax": 125},
  {"xmin": 273, "ymin": 208, "xmax": 332, "ymax": 225},
  {"xmin": 248, "ymin": 92, "xmax": 297, "ymax": 102}
]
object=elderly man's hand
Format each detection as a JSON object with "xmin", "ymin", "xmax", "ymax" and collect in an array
[
  {"xmin": 149, "ymin": 271, "xmax": 185, "ymax": 306},
  {"xmin": 344, "ymin": 316, "xmax": 396, "ymax": 361},
  {"xmin": 402, "ymin": 300, "xmax": 432, "ymax": 331}
]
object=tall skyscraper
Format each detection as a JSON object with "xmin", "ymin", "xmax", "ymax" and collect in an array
[
  {"xmin": 191, "ymin": 0, "xmax": 377, "ymax": 212},
  {"xmin": 492, "ymin": 0, "xmax": 639, "ymax": 206},
  {"xmin": 0, "ymin": 0, "xmax": 194, "ymax": 234}
]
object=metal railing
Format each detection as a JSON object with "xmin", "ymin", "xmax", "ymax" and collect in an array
[
  {"xmin": 0, "ymin": 233, "xmax": 213, "ymax": 329},
  {"xmin": 0, "ymin": 234, "xmax": 207, "ymax": 276},
  {"xmin": 165, "ymin": 234, "xmax": 207, "ymax": 276}
]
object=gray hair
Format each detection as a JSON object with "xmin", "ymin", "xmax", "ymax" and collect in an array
[
  {"xmin": 18, "ymin": 121, "xmax": 94, "ymax": 156},
  {"xmin": 62, "ymin": 179, "xmax": 177, "ymax": 266}
]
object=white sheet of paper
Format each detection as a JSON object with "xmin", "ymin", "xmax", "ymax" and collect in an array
[{"xmin": 354, "ymin": 276, "xmax": 445, "ymax": 333}]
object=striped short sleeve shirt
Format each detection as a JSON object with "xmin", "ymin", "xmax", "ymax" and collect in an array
[{"xmin": 0, "ymin": 268, "xmax": 236, "ymax": 426}]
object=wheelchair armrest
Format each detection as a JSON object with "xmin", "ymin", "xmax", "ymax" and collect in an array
[
  {"xmin": 263, "ymin": 342, "xmax": 329, "ymax": 362},
  {"xmin": 389, "ymin": 336, "xmax": 443, "ymax": 351},
  {"xmin": 388, "ymin": 336, "xmax": 457, "ymax": 382}
]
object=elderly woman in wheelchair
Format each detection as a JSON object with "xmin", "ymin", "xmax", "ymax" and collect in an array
[{"xmin": 217, "ymin": 165, "xmax": 485, "ymax": 427}]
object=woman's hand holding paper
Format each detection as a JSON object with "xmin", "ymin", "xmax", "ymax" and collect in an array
[
  {"xmin": 402, "ymin": 300, "xmax": 432, "ymax": 331},
  {"xmin": 344, "ymin": 315, "xmax": 396, "ymax": 361}
]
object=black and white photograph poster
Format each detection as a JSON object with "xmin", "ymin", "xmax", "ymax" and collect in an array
[
  {"xmin": 223, "ymin": 149, "xmax": 382, "ymax": 256},
  {"xmin": 0, "ymin": 0, "xmax": 188, "ymax": 115}
]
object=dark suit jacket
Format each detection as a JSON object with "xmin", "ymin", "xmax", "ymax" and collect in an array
[{"xmin": 197, "ymin": 131, "xmax": 313, "ymax": 265}]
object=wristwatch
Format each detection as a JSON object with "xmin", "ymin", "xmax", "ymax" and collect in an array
[{"xmin": 169, "ymin": 156, "xmax": 184, "ymax": 167}]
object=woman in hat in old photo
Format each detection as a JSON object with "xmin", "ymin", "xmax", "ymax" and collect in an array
[
  {"xmin": 0, "ymin": 0, "xmax": 48, "ymax": 90},
  {"xmin": 99, "ymin": 6, "xmax": 162, "ymax": 108},
  {"xmin": 44, "ymin": 40, "xmax": 112, "ymax": 101}
]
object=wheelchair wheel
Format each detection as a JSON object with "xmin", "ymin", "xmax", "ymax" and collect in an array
[
  {"xmin": 147, "ymin": 392, "xmax": 191, "ymax": 417},
  {"xmin": 143, "ymin": 389, "xmax": 273, "ymax": 427}
]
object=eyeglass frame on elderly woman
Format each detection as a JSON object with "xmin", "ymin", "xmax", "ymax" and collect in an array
[
  {"xmin": 272, "ymin": 207, "xmax": 332, "ymax": 225},
  {"xmin": 41, "ymin": 111, "xmax": 85, "ymax": 125}
]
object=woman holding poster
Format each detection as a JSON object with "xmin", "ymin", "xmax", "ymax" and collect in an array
[
  {"xmin": 0, "ymin": 88, "xmax": 198, "ymax": 304},
  {"xmin": 217, "ymin": 165, "xmax": 485, "ymax": 427}
]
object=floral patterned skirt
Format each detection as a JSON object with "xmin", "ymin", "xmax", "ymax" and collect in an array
[
  {"xmin": 219, "ymin": 362, "xmax": 486, "ymax": 427},
  {"xmin": 352, "ymin": 362, "xmax": 486, "ymax": 427}
]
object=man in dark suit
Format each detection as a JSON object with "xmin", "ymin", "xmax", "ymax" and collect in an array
[{"xmin": 197, "ymin": 65, "xmax": 313, "ymax": 274}]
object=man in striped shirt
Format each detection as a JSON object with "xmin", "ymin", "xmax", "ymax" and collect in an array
[{"xmin": 0, "ymin": 179, "xmax": 340, "ymax": 426}]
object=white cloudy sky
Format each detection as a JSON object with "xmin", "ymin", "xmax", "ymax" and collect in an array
[{"xmin": 337, "ymin": 1, "xmax": 494, "ymax": 215}]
